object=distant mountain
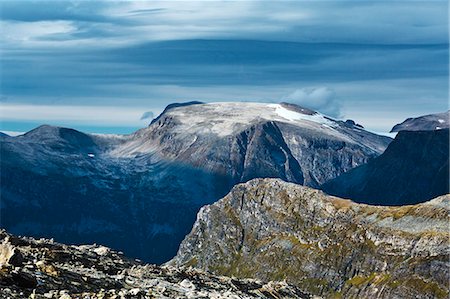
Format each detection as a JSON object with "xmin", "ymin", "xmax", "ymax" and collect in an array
[
  {"xmin": 0, "ymin": 230, "xmax": 309, "ymax": 299},
  {"xmin": 171, "ymin": 178, "xmax": 450, "ymax": 299},
  {"xmin": 391, "ymin": 111, "xmax": 449, "ymax": 132},
  {"xmin": 322, "ymin": 129, "xmax": 449, "ymax": 205},
  {"xmin": 0, "ymin": 102, "xmax": 390, "ymax": 263},
  {"xmin": 118, "ymin": 102, "xmax": 391, "ymax": 187}
]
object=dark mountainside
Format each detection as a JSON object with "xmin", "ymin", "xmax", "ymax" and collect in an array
[
  {"xmin": 0, "ymin": 102, "xmax": 390, "ymax": 264},
  {"xmin": 322, "ymin": 129, "xmax": 449, "ymax": 205},
  {"xmin": 171, "ymin": 178, "xmax": 450, "ymax": 299},
  {"xmin": 0, "ymin": 230, "xmax": 310, "ymax": 299}
]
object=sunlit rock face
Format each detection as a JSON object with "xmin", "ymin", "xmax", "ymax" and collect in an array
[
  {"xmin": 172, "ymin": 178, "xmax": 450, "ymax": 299},
  {"xmin": 0, "ymin": 102, "xmax": 390, "ymax": 263}
]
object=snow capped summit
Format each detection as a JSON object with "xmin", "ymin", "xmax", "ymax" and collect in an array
[
  {"xmin": 108, "ymin": 101, "xmax": 392, "ymax": 188},
  {"xmin": 145, "ymin": 102, "xmax": 343, "ymax": 138}
]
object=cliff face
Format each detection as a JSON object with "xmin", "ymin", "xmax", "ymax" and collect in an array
[
  {"xmin": 171, "ymin": 179, "xmax": 450, "ymax": 299},
  {"xmin": 0, "ymin": 230, "xmax": 310, "ymax": 299},
  {"xmin": 321, "ymin": 129, "xmax": 449, "ymax": 205}
]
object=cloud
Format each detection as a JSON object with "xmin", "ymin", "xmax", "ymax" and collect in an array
[
  {"xmin": 140, "ymin": 111, "xmax": 154, "ymax": 120},
  {"xmin": 0, "ymin": 1, "xmax": 447, "ymax": 134},
  {"xmin": 282, "ymin": 87, "xmax": 341, "ymax": 117},
  {"xmin": 0, "ymin": 1, "xmax": 447, "ymax": 51}
]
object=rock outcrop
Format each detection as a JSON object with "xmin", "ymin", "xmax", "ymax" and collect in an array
[
  {"xmin": 0, "ymin": 102, "xmax": 390, "ymax": 263},
  {"xmin": 171, "ymin": 179, "xmax": 450, "ymax": 299},
  {"xmin": 0, "ymin": 230, "xmax": 311, "ymax": 299},
  {"xmin": 322, "ymin": 129, "xmax": 449, "ymax": 205},
  {"xmin": 391, "ymin": 111, "xmax": 449, "ymax": 132}
]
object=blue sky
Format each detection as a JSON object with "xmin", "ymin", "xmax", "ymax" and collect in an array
[{"xmin": 0, "ymin": 0, "xmax": 448, "ymax": 135}]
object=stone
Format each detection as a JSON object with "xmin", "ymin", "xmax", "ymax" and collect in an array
[{"xmin": 0, "ymin": 230, "xmax": 310, "ymax": 298}]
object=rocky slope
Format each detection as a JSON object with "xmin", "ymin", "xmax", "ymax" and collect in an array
[
  {"xmin": 391, "ymin": 111, "xmax": 449, "ymax": 132},
  {"xmin": 321, "ymin": 129, "xmax": 449, "ymax": 205},
  {"xmin": 171, "ymin": 179, "xmax": 450, "ymax": 299},
  {"xmin": 0, "ymin": 102, "xmax": 390, "ymax": 263},
  {"xmin": 0, "ymin": 230, "xmax": 311, "ymax": 299}
]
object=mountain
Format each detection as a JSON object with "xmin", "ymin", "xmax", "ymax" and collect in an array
[
  {"xmin": 1, "ymin": 125, "xmax": 223, "ymax": 264},
  {"xmin": 391, "ymin": 111, "xmax": 449, "ymax": 132},
  {"xmin": 321, "ymin": 129, "xmax": 449, "ymax": 205},
  {"xmin": 117, "ymin": 102, "xmax": 391, "ymax": 187},
  {"xmin": 171, "ymin": 178, "xmax": 450, "ymax": 299},
  {"xmin": 0, "ymin": 230, "xmax": 310, "ymax": 299},
  {"xmin": 0, "ymin": 102, "xmax": 391, "ymax": 263}
]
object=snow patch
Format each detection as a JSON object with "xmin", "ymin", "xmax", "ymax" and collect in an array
[
  {"xmin": 0, "ymin": 131, "xmax": 24, "ymax": 137},
  {"xmin": 438, "ymin": 119, "xmax": 445, "ymax": 124},
  {"xmin": 268, "ymin": 104, "xmax": 337, "ymax": 127}
]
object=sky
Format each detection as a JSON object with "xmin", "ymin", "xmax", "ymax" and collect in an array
[{"xmin": 0, "ymin": 0, "xmax": 448, "ymax": 135}]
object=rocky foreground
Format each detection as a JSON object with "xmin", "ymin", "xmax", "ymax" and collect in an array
[
  {"xmin": 172, "ymin": 178, "xmax": 450, "ymax": 299},
  {"xmin": 0, "ymin": 230, "xmax": 311, "ymax": 299}
]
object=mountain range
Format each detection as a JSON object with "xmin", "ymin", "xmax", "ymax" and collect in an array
[
  {"xmin": 0, "ymin": 102, "xmax": 391, "ymax": 263},
  {"xmin": 1, "ymin": 102, "xmax": 448, "ymax": 298}
]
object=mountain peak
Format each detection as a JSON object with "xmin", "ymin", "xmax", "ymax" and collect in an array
[
  {"xmin": 23, "ymin": 124, "xmax": 62, "ymax": 136},
  {"xmin": 150, "ymin": 101, "xmax": 204, "ymax": 125},
  {"xmin": 390, "ymin": 110, "xmax": 449, "ymax": 132},
  {"xmin": 149, "ymin": 101, "xmax": 348, "ymax": 139}
]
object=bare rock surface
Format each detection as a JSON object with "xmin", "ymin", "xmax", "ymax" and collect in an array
[
  {"xmin": 0, "ymin": 230, "xmax": 311, "ymax": 299},
  {"xmin": 172, "ymin": 178, "xmax": 450, "ymax": 299}
]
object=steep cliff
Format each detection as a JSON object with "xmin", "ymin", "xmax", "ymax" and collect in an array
[{"xmin": 172, "ymin": 179, "xmax": 449, "ymax": 299}]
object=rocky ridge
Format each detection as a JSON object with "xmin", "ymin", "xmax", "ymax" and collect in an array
[
  {"xmin": 391, "ymin": 110, "xmax": 449, "ymax": 132},
  {"xmin": 0, "ymin": 230, "xmax": 311, "ymax": 299},
  {"xmin": 171, "ymin": 178, "xmax": 450, "ymax": 299}
]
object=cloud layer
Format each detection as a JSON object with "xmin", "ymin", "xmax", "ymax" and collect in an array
[{"xmin": 0, "ymin": 0, "xmax": 448, "ymax": 134}]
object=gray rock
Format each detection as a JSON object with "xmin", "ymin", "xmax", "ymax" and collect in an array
[
  {"xmin": 0, "ymin": 230, "xmax": 311, "ymax": 299},
  {"xmin": 171, "ymin": 178, "xmax": 450, "ymax": 299}
]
